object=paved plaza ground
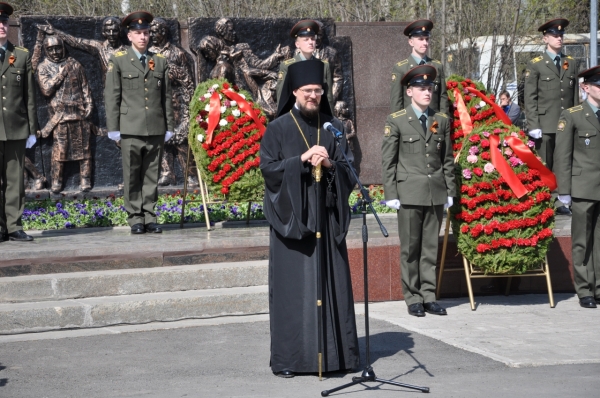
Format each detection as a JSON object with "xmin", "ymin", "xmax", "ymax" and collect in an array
[{"xmin": 1, "ymin": 294, "xmax": 599, "ymax": 398}]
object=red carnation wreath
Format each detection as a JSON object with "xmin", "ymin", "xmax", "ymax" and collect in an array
[
  {"xmin": 447, "ymin": 75, "xmax": 556, "ymax": 274},
  {"xmin": 188, "ymin": 79, "xmax": 267, "ymax": 201}
]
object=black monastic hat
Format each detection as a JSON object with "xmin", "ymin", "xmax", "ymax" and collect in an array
[
  {"xmin": 275, "ymin": 59, "xmax": 332, "ymax": 117},
  {"xmin": 404, "ymin": 19, "xmax": 433, "ymax": 37},
  {"xmin": 0, "ymin": 2, "xmax": 13, "ymax": 21},
  {"xmin": 122, "ymin": 11, "xmax": 153, "ymax": 30},
  {"xmin": 401, "ymin": 65, "xmax": 437, "ymax": 87},
  {"xmin": 538, "ymin": 18, "xmax": 569, "ymax": 35},
  {"xmin": 579, "ymin": 66, "xmax": 600, "ymax": 84},
  {"xmin": 290, "ymin": 19, "xmax": 319, "ymax": 39}
]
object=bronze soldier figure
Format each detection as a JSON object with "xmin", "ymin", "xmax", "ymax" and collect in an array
[
  {"xmin": 334, "ymin": 101, "xmax": 356, "ymax": 152},
  {"xmin": 312, "ymin": 20, "xmax": 343, "ymax": 102},
  {"xmin": 149, "ymin": 18, "xmax": 198, "ymax": 187},
  {"xmin": 33, "ymin": 34, "xmax": 94, "ymax": 193}
]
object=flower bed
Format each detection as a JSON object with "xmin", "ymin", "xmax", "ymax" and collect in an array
[{"xmin": 21, "ymin": 186, "xmax": 393, "ymax": 231}]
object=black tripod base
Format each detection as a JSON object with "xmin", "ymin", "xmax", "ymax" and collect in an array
[{"xmin": 321, "ymin": 367, "xmax": 429, "ymax": 396}]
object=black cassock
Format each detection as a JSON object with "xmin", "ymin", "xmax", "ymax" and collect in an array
[{"xmin": 260, "ymin": 107, "xmax": 360, "ymax": 373}]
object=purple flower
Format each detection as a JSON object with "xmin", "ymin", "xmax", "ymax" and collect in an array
[
  {"xmin": 482, "ymin": 131, "xmax": 490, "ymax": 138},
  {"xmin": 56, "ymin": 203, "xmax": 62, "ymax": 209},
  {"xmin": 462, "ymin": 169, "xmax": 473, "ymax": 179},
  {"xmin": 469, "ymin": 146, "xmax": 479, "ymax": 155},
  {"xmin": 527, "ymin": 140, "xmax": 535, "ymax": 148},
  {"xmin": 65, "ymin": 222, "xmax": 73, "ymax": 228},
  {"xmin": 509, "ymin": 156, "xmax": 523, "ymax": 167}
]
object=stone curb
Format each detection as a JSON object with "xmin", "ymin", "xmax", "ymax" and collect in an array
[
  {"xmin": 0, "ymin": 285, "xmax": 268, "ymax": 335},
  {"xmin": 0, "ymin": 261, "xmax": 268, "ymax": 303}
]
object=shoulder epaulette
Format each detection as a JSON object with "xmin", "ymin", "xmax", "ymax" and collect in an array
[
  {"xmin": 566, "ymin": 55, "xmax": 574, "ymax": 60},
  {"xmin": 114, "ymin": 51, "xmax": 127, "ymax": 57},
  {"xmin": 435, "ymin": 112, "xmax": 448, "ymax": 118},
  {"xmin": 397, "ymin": 59, "xmax": 408, "ymax": 67},
  {"xmin": 284, "ymin": 58, "xmax": 296, "ymax": 66},
  {"xmin": 15, "ymin": 46, "xmax": 29, "ymax": 52},
  {"xmin": 568, "ymin": 105, "xmax": 583, "ymax": 113},
  {"xmin": 391, "ymin": 109, "xmax": 407, "ymax": 118},
  {"xmin": 432, "ymin": 59, "xmax": 442, "ymax": 64},
  {"xmin": 154, "ymin": 53, "xmax": 165, "ymax": 58},
  {"xmin": 322, "ymin": 59, "xmax": 329, "ymax": 64},
  {"xmin": 531, "ymin": 56, "xmax": 543, "ymax": 64}
]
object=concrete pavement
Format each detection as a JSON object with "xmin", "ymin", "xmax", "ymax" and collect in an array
[{"xmin": 1, "ymin": 294, "xmax": 599, "ymax": 397}]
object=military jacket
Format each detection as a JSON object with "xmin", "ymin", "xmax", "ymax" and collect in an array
[
  {"xmin": 389, "ymin": 57, "xmax": 447, "ymax": 114},
  {"xmin": 524, "ymin": 52, "xmax": 579, "ymax": 134},
  {"xmin": 554, "ymin": 102, "xmax": 600, "ymax": 201},
  {"xmin": 0, "ymin": 42, "xmax": 38, "ymax": 141},
  {"xmin": 381, "ymin": 106, "xmax": 456, "ymax": 206},
  {"xmin": 275, "ymin": 53, "xmax": 335, "ymax": 112},
  {"xmin": 104, "ymin": 47, "xmax": 174, "ymax": 136}
]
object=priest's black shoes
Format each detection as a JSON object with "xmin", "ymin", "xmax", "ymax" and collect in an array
[
  {"xmin": 131, "ymin": 223, "xmax": 145, "ymax": 234},
  {"xmin": 424, "ymin": 302, "xmax": 447, "ymax": 315},
  {"xmin": 579, "ymin": 296, "xmax": 597, "ymax": 308},
  {"xmin": 274, "ymin": 370, "xmax": 295, "ymax": 378},
  {"xmin": 407, "ymin": 303, "xmax": 425, "ymax": 317},
  {"xmin": 8, "ymin": 230, "xmax": 33, "ymax": 241},
  {"xmin": 144, "ymin": 223, "xmax": 162, "ymax": 233}
]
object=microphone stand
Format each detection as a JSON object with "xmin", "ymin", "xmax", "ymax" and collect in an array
[{"xmin": 321, "ymin": 128, "xmax": 429, "ymax": 396}]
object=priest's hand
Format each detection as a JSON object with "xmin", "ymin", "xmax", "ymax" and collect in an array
[{"xmin": 301, "ymin": 145, "xmax": 331, "ymax": 167}]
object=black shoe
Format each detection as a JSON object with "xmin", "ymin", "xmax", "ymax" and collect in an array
[
  {"xmin": 407, "ymin": 303, "xmax": 425, "ymax": 317},
  {"xmin": 274, "ymin": 370, "xmax": 294, "ymax": 378},
  {"xmin": 555, "ymin": 206, "xmax": 572, "ymax": 216},
  {"xmin": 8, "ymin": 230, "xmax": 34, "ymax": 241},
  {"xmin": 144, "ymin": 223, "xmax": 162, "ymax": 233},
  {"xmin": 596, "ymin": 298, "xmax": 600, "ymax": 305},
  {"xmin": 0, "ymin": 232, "xmax": 8, "ymax": 242},
  {"xmin": 579, "ymin": 296, "xmax": 597, "ymax": 308},
  {"xmin": 424, "ymin": 302, "xmax": 448, "ymax": 315},
  {"xmin": 131, "ymin": 223, "xmax": 145, "ymax": 234}
]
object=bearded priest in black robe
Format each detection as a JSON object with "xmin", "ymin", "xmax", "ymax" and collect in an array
[{"xmin": 260, "ymin": 59, "xmax": 360, "ymax": 378}]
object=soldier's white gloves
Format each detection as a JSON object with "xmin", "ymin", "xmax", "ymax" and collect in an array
[
  {"xmin": 444, "ymin": 196, "xmax": 453, "ymax": 209},
  {"xmin": 385, "ymin": 199, "xmax": 401, "ymax": 210},
  {"xmin": 164, "ymin": 131, "xmax": 173, "ymax": 142},
  {"xmin": 558, "ymin": 195, "xmax": 572, "ymax": 206},
  {"xmin": 528, "ymin": 129, "xmax": 542, "ymax": 139},
  {"xmin": 108, "ymin": 131, "xmax": 121, "ymax": 141},
  {"xmin": 25, "ymin": 135, "xmax": 37, "ymax": 149}
]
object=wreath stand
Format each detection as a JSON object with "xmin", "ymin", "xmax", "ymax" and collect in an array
[
  {"xmin": 179, "ymin": 146, "xmax": 254, "ymax": 230},
  {"xmin": 436, "ymin": 209, "xmax": 555, "ymax": 311}
]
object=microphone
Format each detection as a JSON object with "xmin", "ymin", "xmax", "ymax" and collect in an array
[{"xmin": 323, "ymin": 122, "xmax": 343, "ymax": 139}]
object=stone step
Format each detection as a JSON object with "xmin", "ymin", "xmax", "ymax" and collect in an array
[
  {"xmin": 0, "ymin": 285, "xmax": 268, "ymax": 335},
  {"xmin": 0, "ymin": 261, "xmax": 268, "ymax": 303}
]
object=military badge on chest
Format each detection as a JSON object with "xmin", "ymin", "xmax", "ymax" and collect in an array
[{"xmin": 157, "ymin": 79, "xmax": 161, "ymax": 88}]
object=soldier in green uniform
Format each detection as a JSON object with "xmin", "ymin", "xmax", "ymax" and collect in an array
[
  {"xmin": 0, "ymin": 3, "xmax": 38, "ymax": 242},
  {"xmin": 524, "ymin": 18, "xmax": 578, "ymax": 215},
  {"xmin": 382, "ymin": 65, "xmax": 456, "ymax": 317},
  {"xmin": 275, "ymin": 19, "xmax": 334, "ymax": 113},
  {"xmin": 554, "ymin": 66, "xmax": 600, "ymax": 309},
  {"xmin": 389, "ymin": 20, "xmax": 447, "ymax": 114},
  {"xmin": 104, "ymin": 11, "xmax": 174, "ymax": 234}
]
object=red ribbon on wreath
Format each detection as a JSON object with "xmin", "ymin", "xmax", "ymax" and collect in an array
[
  {"xmin": 205, "ymin": 91, "xmax": 221, "ymax": 145},
  {"xmin": 455, "ymin": 86, "xmax": 557, "ymax": 198},
  {"xmin": 222, "ymin": 89, "xmax": 266, "ymax": 135}
]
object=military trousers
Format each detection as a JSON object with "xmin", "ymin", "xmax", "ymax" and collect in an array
[
  {"xmin": 0, "ymin": 139, "xmax": 26, "ymax": 234},
  {"xmin": 121, "ymin": 135, "xmax": 163, "ymax": 226},
  {"xmin": 397, "ymin": 204, "xmax": 444, "ymax": 305},
  {"xmin": 571, "ymin": 198, "xmax": 600, "ymax": 300},
  {"xmin": 535, "ymin": 134, "xmax": 562, "ymax": 206}
]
